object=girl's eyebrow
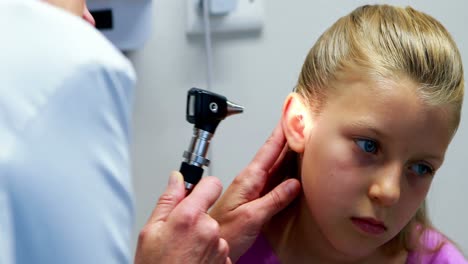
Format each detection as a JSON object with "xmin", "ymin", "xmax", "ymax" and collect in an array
[
  {"xmin": 347, "ymin": 119, "xmax": 388, "ymax": 139},
  {"xmin": 421, "ymin": 155, "xmax": 444, "ymax": 165}
]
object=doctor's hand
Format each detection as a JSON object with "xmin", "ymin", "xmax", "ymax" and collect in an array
[
  {"xmin": 134, "ymin": 172, "xmax": 231, "ymax": 264},
  {"xmin": 43, "ymin": 0, "xmax": 95, "ymax": 26},
  {"xmin": 209, "ymin": 122, "xmax": 302, "ymax": 262}
]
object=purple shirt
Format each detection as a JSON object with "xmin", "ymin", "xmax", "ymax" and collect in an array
[{"xmin": 238, "ymin": 231, "xmax": 467, "ymax": 264}]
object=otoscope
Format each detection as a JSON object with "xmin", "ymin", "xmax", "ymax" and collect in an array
[{"xmin": 180, "ymin": 88, "xmax": 244, "ymax": 190}]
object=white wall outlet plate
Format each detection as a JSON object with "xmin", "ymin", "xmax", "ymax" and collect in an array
[{"xmin": 186, "ymin": 0, "xmax": 264, "ymax": 35}]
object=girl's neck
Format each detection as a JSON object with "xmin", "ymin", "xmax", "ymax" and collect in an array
[{"xmin": 263, "ymin": 194, "xmax": 407, "ymax": 264}]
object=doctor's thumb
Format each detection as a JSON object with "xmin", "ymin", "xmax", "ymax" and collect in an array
[{"xmin": 147, "ymin": 171, "xmax": 186, "ymax": 224}]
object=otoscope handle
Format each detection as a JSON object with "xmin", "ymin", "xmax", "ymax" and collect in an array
[{"xmin": 180, "ymin": 162, "xmax": 204, "ymax": 190}]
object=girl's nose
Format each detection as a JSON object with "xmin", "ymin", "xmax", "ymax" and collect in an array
[{"xmin": 368, "ymin": 164, "xmax": 402, "ymax": 207}]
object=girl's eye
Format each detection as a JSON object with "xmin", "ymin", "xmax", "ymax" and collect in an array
[
  {"xmin": 410, "ymin": 163, "xmax": 434, "ymax": 177},
  {"xmin": 355, "ymin": 139, "xmax": 378, "ymax": 154}
]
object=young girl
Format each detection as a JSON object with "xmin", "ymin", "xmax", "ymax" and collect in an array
[{"xmin": 237, "ymin": 4, "xmax": 466, "ymax": 263}]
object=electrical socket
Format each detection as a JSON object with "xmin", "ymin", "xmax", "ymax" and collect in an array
[{"xmin": 186, "ymin": 0, "xmax": 264, "ymax": 35}]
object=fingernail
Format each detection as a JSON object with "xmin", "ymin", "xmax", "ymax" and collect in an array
[
  {"xmin": 168, "ymin": 171, "xmax": 181, "ymax": 187},
  {"xmin": 285, "ymin": 180, "xmax": 299, "ymax": 196}
]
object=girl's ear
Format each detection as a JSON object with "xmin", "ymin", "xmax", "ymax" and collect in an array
[{"xmin": 281, "ymin": 93, "xmax": 310, "ymax": 154}]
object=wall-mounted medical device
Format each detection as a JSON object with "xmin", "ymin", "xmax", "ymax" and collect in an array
[
  {"xmin": 87, "ymin": 0, "xmax": 152, "ymax": 51},
  {"xmin": 186, "ymin": 0, "xmax": 264, "ymax": 35}
]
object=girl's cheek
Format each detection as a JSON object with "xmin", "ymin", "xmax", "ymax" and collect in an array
[
  {"xmin": 405, "ymin": 173, "xmax": 433, "ymax": 197},
  {"xmin": 305, "ymin": 141, "xmax": 359, "ymax": 190},
  {"xmin": 323, "ymin": 140, "xmax": 359, "ymax": 173}
]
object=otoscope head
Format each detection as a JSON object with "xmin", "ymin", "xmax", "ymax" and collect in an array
[
  {"xmin": 186, "ymin": 88, "xmax": 244, "ymax": 134},
  {"xmin": 181, "ymin": 87, "xmax": 244, "ymax": 190}
]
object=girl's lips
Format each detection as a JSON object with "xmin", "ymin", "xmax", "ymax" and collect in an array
[{"xmin": 351, "ymin": 217, "xmax": 387, "ymax": 235}]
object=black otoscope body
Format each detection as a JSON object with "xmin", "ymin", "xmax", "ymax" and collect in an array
[{"xmin": 180, "ymin": 88, "xmax": 244, "ymax": 190}]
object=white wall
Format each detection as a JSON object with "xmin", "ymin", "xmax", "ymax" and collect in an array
[{"xmin": 128, "ymin": 0, "xmax": 468, "ymax": 254}]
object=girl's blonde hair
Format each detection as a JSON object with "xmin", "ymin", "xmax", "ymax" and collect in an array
[{"xmin": 294, "ymin": 4, "xmax": 464, "ymax": 254}]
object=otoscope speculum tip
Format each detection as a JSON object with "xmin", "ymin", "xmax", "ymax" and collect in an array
[{"xmin": 226, "ymin": 100, "xmax": 244, "ymax": 117}]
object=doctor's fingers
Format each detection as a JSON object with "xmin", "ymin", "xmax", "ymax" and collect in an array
[
  {"xmin": 179, "ymin": 176, "xmax": 223, "ymax": 213},
  {"xmin": 149, "ymin": 174, "xmax": 221, "ymax": 226},
  {"xmin": 203, "ymin": 237, "xmax": 231, "ymax": 264},
  {"xmin": 162, "ymin": 176, "xmax": 223, "ymax": 234},
  {"xmin": 171, "ymin": 212, "xmax": 228, "ymax": 264},
  {"xmin": 148, "ymin": 171, "xmax": 186, "ymax": 224},
  {"xmin": 229, "ymin": 121, "xmax": 287, "ymax": 201},
  {"xmin": 248, "ymin": 178, "xmax": 301, "ymax": 222}
]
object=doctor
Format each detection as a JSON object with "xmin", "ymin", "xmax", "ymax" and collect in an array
[
  {"xmin": 0, "ymin": 0, "xmax": 135, "ymax": 263},
  {"xmin": 0, "ymin": 0, "xmax": 301, "ymax": 263}
]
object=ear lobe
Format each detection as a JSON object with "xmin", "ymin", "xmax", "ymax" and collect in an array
[{"xmin": 281, "ymin": 93, "xmax": 308, "ymax": 153}]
